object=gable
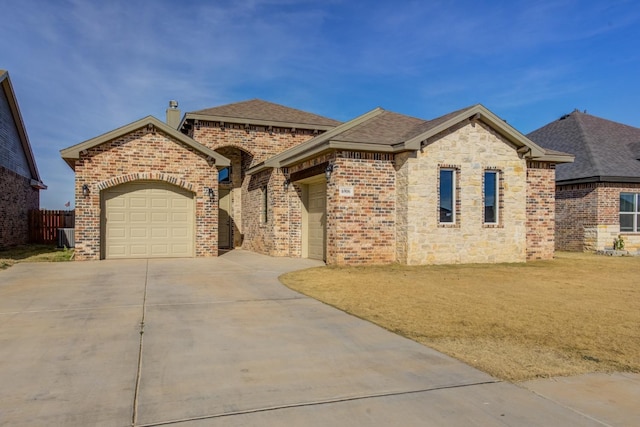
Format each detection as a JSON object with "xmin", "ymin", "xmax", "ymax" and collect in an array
[
  {"xmin": 61, "ymin": 116, "xmax": 230, "ymax": 170},
  {"xmin": 0, "ymin": 85, "xmax": 31, "ymax": 177},
  {"xmin": 0, "ymin": 70, "xmax": 44, "ymax": 186}
]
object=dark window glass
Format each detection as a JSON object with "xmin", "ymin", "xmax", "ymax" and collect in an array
[
  {"xmin": 484, "ymin": 171, "xmax": 498, "ymax": 223},
  {"xmin": 440, "ymin": 170, "xmax": 454, "ymax": 223}
]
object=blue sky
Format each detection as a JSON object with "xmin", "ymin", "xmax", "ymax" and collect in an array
[{"xmin": 2, "ymin": 0, "xmax": 639, "ymax": 209}]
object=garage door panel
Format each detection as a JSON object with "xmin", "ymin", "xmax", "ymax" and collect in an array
[
  {"xmin": 151, "ymin": 212, "xmax": 169, "ymax": 223},
  {"xmin": 129, "ymin": 197, "xmax": 149, "ymax": 208},
  {"xmin": 104, "ymin": 181, "xmax": 194, "ymax": 259},
  {"xmin": 151, "ymin": 198, "xmax": 169, "ymax": 209}
]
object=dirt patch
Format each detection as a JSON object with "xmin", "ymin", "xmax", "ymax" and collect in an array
[{"xmin": 280, "ymin": 252, "xmax": 640, "ymax": 382}]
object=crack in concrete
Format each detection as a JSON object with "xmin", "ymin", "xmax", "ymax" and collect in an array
[
  {"xmin": 133, "ymin": 380, "xmax": 502, "ymax": 427},
  {"xmin": 132, "ymin": 259, "xmax": 149, "ymax": 427}
]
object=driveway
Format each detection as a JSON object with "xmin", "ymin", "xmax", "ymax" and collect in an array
[{"xmin": 0, "ymin": 250, "xmax": 604, "ymax": 426}]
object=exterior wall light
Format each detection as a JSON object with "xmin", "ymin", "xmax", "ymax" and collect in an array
[
  {"xmin": 205, "ymin": 187, "xmax": 215, "ymax": 201},
  {"xmin": 283, "ymin": 178, "xmax": 291, "ymax": 190},
  {"xmin": 82, "ymin": 184, "xmax": 90, "ymax": 197},
  {"xmin": 325, "ymin": 164, "xmax": 334, "ymax": 181}
]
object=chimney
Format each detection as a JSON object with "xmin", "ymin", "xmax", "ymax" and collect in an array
[{"xmin": 166, "ymin": 100, "xmax": 180, "ymax": 129}]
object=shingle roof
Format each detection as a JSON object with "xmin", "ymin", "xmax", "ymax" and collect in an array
[
  {"xmin": 527, "ymin": 111, "xmax": 640, "ymax": 182},
  {"xmin": 190, "ymin": 99, "xmax": 341, "ymax": 127},
  {"xmin": 332, "ymin": 111, "xmax": 427, "ymax": 145}
]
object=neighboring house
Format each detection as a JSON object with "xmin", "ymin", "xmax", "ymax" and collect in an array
[
  {"xmin": 0, "ymin": 70, "xmax": 46, "ymax": 250},
  {"xmin": 528, "ymin": 110, "xmax": 640, "ymax": 253},
  {"xmin": 61, "ymin": 99, "xmax": 572, "ymax": 264}
]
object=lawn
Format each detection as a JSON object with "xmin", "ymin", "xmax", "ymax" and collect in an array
[
  {"xmin": 280, "ymin": 252, "xmax": 640, "ymax": 382},
  {"xmin": 0, "ymin": 244, "xmax": 74, "ymax": 270}
]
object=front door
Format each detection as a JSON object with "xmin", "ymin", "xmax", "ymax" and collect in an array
[
  {"xmin": 218, "ymin": 188, "xmax": 232, "ymax": 248},
  {"xmin": 307, "ymin": 181, "xmax": 327, "ymax": 261}
]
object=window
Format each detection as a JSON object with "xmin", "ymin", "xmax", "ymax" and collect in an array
[
  {"xmin": 439, "ymin": 169, "xmax": 455, "ymax": 223},
  {"xmin": 620, "ymin": 193, "xmax": 640, "ymax": 232},
  {"xmin": 261, "ymin": 185, "xmax": 268, "ymax": 223},
  {"xmin": 484, "ymin": 171, "xmax": 499, "ymax": 224},
  {"xmin": 218, "ymin": 167, "xmax": 231, "ymax": 183}
]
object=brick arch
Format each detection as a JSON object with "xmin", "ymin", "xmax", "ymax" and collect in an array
[
  {"xmin": 214, "ymin": 144, "xmax": 254, "ymax": 157},
  {"xmin": 95, "ymin": 172, "xmax": 195, "ymax": 193}
]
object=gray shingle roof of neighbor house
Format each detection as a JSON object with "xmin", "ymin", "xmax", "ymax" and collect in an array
[
  {"xmin": 527, "ymin": 110, "xmax": 640, "ymax": 184},
  {"xmin": 60, "ymin": 116, "xmax": 230, "ymax": 170},
  {"xmin": 184, "ymin": 99, "xmax": 342, "ymax": 130},
  {"xmin": 0, "ymin": 70, "xmax": 46, "ymax": 189},
  {"xmin": 249, "ymin": 103, "xmax": 573, "ymax": 173}
]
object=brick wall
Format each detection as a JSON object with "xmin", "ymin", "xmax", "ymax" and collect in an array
[
  {"xmin": 191, "ymin": 122, "xmax": 317, "ymax": 254},
  {"xmin": 526, "ymin": 162, "xmax": 556, "ymax": 260},
  {"xmin": 556, "ymin": 182, "xmax": 640, "ymax": 252},
  {"xmin": 555, "ymin": 183, "xmax": 598, "ymax": 251},
  {"xmin": 0, "ymin": 166, "xmax": 39, "ymax": 249},
  {"xmin": 73, "ymin": 127, "xmax": 218, "ymax": 260},
  {"xmin": 326, "ymin": 152, "xmax": 396, "ymax": 265}
]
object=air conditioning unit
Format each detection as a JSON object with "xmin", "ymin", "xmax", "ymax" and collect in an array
[{"xmin": 57, "ymin": 228, "xmax": 75, "ymax": 248}]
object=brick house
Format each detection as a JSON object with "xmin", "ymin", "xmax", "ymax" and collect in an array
[
  {"xmin": 0, "ymin": 70, "xmax": 46, "ymax": 250},
  {"xmin": 528, "ymin": 110, "xmax": 640, "ymax": 253},
  {"xmin": 61, "ymin": 99, "xmax": 572, "ymax": 264}
]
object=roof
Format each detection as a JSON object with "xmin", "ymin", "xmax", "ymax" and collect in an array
[
  {"xmin": 60, "ymin": 116, "xmax": 230, "ymax": 170},
  {"xmin": 183, "ymin": 99, "xmax": 341, "ymax": 130},
  {"xmin": 249, "ymin": 104, "xmax": 572, "ymax": 173},
  {"xmin": 0, "ymin": 70, "xmax": 46, "ymax": 188},
  {"xmin": 527, "ymin": 111, "xmax": 640, "ymax": 184}
]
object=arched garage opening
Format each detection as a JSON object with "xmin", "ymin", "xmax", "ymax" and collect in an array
[{"xmin": 101, "ymin": 180, "xmax": 195, "ymax": 259}]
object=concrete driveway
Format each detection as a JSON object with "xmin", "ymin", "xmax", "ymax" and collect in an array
[{"xmin": 0, "ymin": 250, "xmax": 606, "ymax": 426}]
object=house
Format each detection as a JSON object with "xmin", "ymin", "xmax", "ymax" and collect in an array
[
  {"xmin": 528, "ymin": 110, "xmax": 640, "ymax": 253},
  {"xmin": 61, "ymin": 99, "xmax": 572, "ymax": 264},
  {"xmin": 0, "ymin": 70, "xmax": 46, "ymax": 250}
]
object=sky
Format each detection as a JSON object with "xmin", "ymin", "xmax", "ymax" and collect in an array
[{"xmin": 2, "ymin": 0, "xmax": 639, "ymax": 209}]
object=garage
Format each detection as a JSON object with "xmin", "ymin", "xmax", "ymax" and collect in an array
[{"xmin": 102, "ymin": 181, "xmax": 195, "ymax": 259}]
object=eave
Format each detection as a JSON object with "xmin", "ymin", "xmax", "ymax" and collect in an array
[
  {"xmin": 557, "ymin": 176, "xmax": 640, "ymax": 185},
  {"xmin": 181, "ymin": 112, "xmax": 337, "ymax": 133}
]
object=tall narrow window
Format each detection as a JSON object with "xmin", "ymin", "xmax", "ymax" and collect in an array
[
  {"xmin": 620, "ymin": 193, "xmax": 639, "ymax": 232},
  {"xmin": 484, "ymin": 171, "xmax": 498, "ymax": 224},
  {"xmin": 439, "ymin": 169, "xmax": 455, "ymax": 223},
  {"xmin": 262, "ymin": 185, "xmax": 268, "ymax": 224}
]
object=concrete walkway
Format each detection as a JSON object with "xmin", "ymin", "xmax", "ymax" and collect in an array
[{"xmin": 0, "ymin": 250, "xmax": 633, "ymax": 426}]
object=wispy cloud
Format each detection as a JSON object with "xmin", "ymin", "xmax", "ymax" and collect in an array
[{"xmin": 2, "ymin": 0, "xmax": 639, "ymax": 208}]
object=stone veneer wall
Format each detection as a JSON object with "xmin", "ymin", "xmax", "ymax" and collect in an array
[
  {"xmin": 73, "ymin": 127, "xmax": 218, "ymax": 260},
  {"xmin": 526, "ymin": 162, "xmax": 556, "ymax": 260},
  {"xmin": 326, "ymin": 152, "xmax": 396, "ymax": 265},
  {"xmin": 0, "ymin": 166, "xmax": 39, "ymax": 249},
  {"xmin": 399, "ymin": 120, "xmax": 528, "ymax": 265},
  {"xmin": 556, "ymin": 182, "xmax": 640, "ymax": 252}
]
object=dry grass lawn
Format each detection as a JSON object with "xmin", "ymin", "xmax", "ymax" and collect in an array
[
  {"xmin": 0, "ymin": 245, "xmax": 74, "ymax": 270},
  {"xmin": 280, "ymin": 252, "xmax": 640, "ymax": 382}
]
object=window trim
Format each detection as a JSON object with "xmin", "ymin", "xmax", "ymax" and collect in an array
[
  {"xmin": 483, "ymin": 170, "xmax": 500, "ymax": 225},
  {"xmin": 620, "ymin": 192, "xmax": 640, "ymax": 232},
  {"xmin": 439, "ymin": 168, "xmax": 457, "ymax": 225}
]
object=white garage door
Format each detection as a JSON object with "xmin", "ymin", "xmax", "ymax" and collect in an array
[
  {"xmin": 103, "ymin": 181, "xmax": 195, "ymax": 259},
  {"xmin": 308, "ymin": 181, "xmax": 326, "ymax": 261}
]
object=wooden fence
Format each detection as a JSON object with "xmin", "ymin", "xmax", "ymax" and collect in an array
[{"xmin": 29, "ymin": 210, "xmax": 75, "ymax": 244}]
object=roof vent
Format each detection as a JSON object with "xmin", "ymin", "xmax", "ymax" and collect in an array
[{"xmin": 169, "ymin": 100, "xmax": 178, "ymax": 109}]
